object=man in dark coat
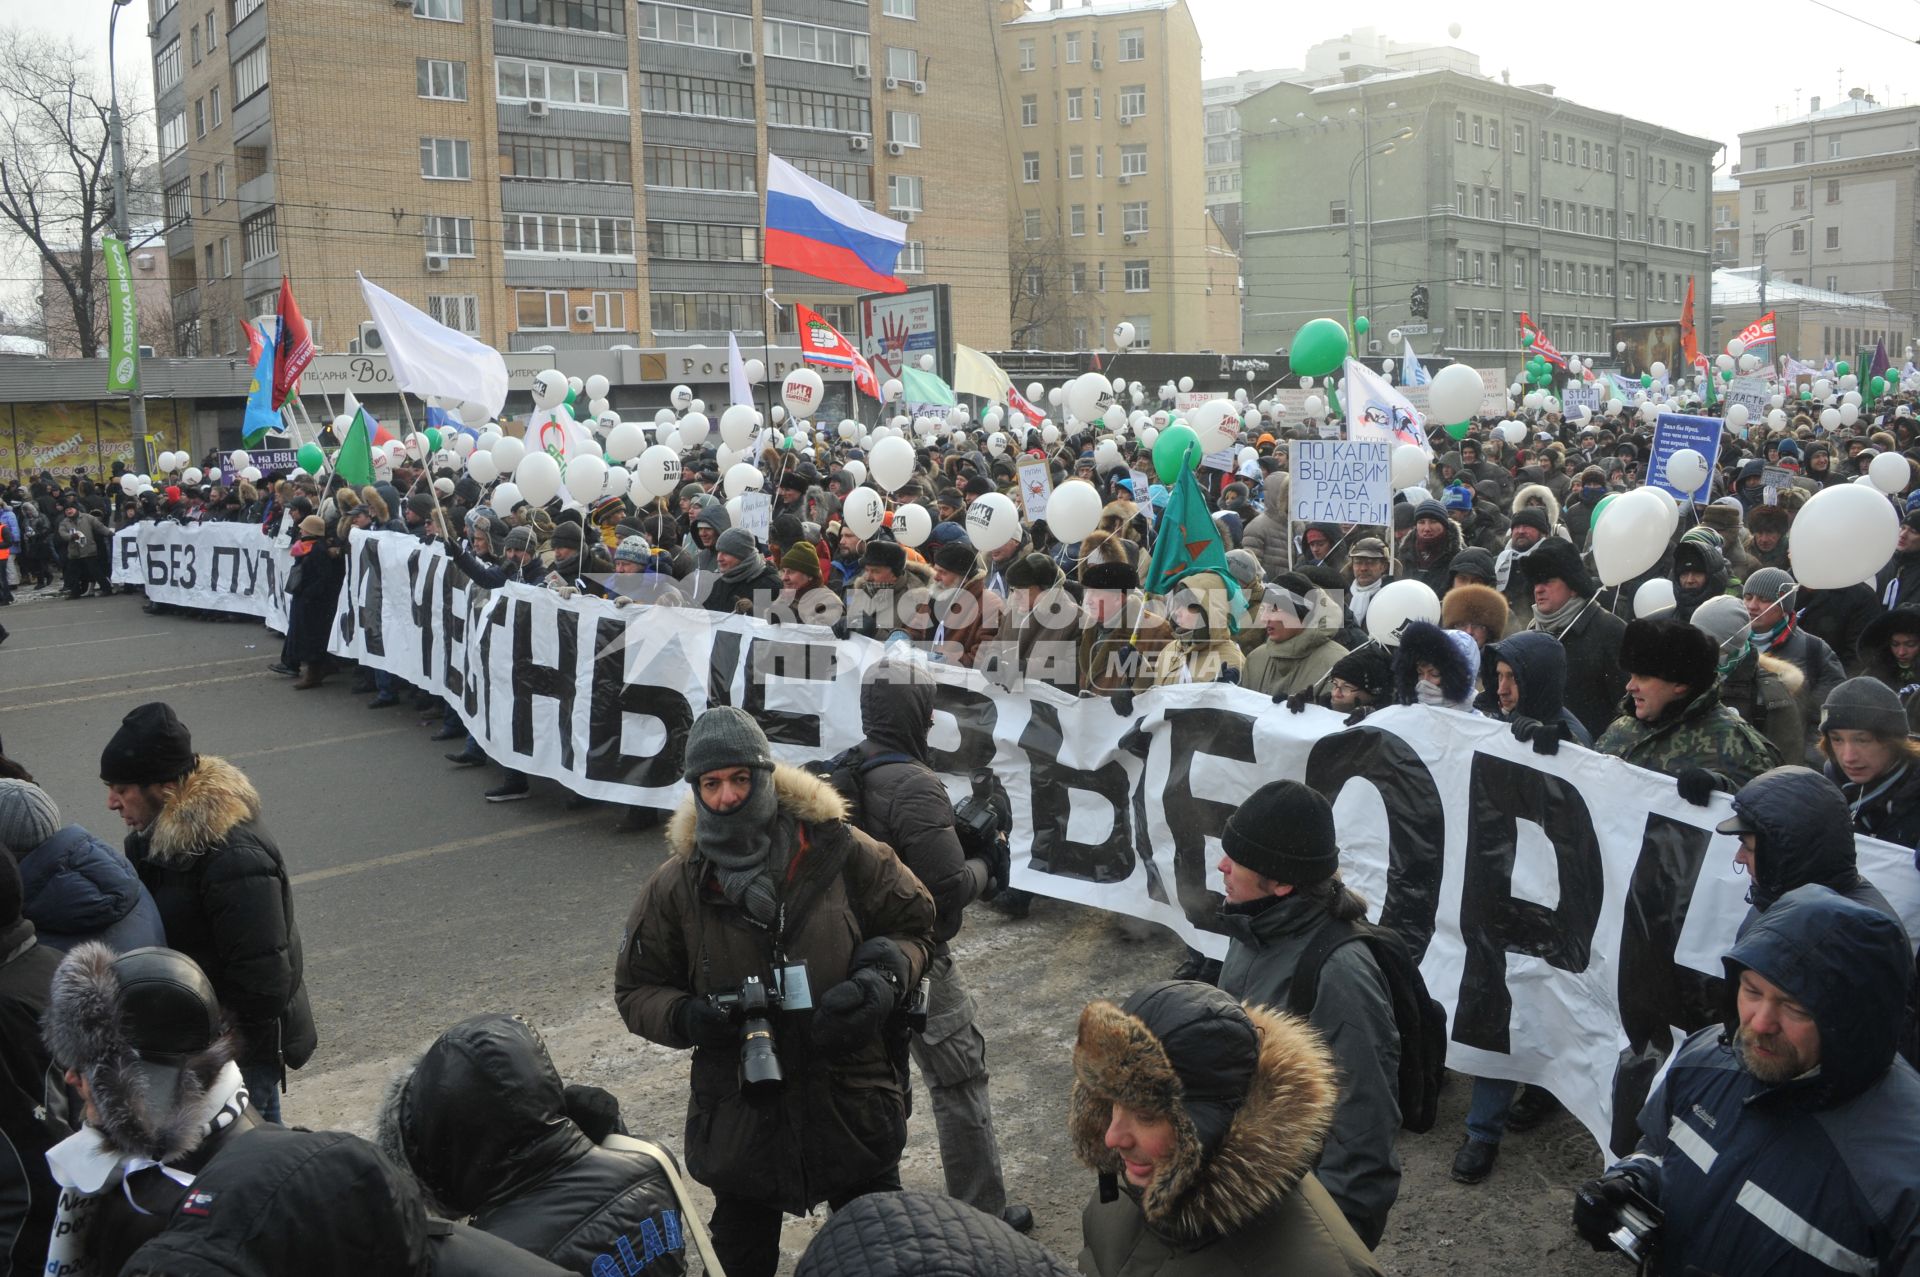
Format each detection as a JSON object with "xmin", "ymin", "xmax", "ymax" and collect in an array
[
  {"xmin": 1797, "ymin": 582, "xmax": 1886, "ymax": 675},
  {"xmin": 1596, "ymin": 618, "xmax": 1780, "ymax": 797},
  {"xmin": 1520, "ymin": 537, "xmax": 1627, "ymax": 740},
  {"xmin": 1395, "ymin": 500, "xmax": 1463, "ymax": 597},
  {"xmin": 846, "ymin": 662, "xmax": 1024, "ymax": 1230},
  {"xmin": 1575, "ymin": 887, "xmax": 1920, "ymax": 1274},
  {"xmin": 699, "ymin": 527, "xmax": 783, "ymax": 618},
  {"xmin": 286, "ymin": 515, "xmax": 347, "ymax": 689},
  {"xmin": 1743, "ymin": 567, "xmax": 1847, "ymax": 752},
  {"xmin": 0, "ymin": 853, "xmax": 63, "ymax": 1277},
  {"xmin": 374, "ymin": 1012, "xmax": 688, "ymax": 1275},
  {"xmin": 99, "ymin": 705, "xmax": 316, "ymax": 1121}
]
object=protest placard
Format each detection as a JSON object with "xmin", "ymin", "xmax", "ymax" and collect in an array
[
  {"xmin": 1289, "ymin": 439, "xmax": 1391, "ymax": 525},
  {"xmin": 1648, "ymin": 413, "xmax": 1723, "ymax": 503}
]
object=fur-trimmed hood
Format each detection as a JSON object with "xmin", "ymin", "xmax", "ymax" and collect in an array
[
  {"xmin": 666, "ymin": 763, "xmax": 847, "ymax": 859},
  {"xmin": 41, "ymin": 941, "xmax": 238, "ymax": 1161},
  {"xmin": 1510, "ymin": 482, "xmax": 1561, "ymax": 528},
  {"xmin": 144, "ymin": 755, "xmax": 262, "ymax": 867},
  {"xmin": 1392, "ymin": 620, "xmax": 1481, "ymax": 707},
  {"xmin": 1070, "ymin": 998, "xmax": 1336, "ymax": 1247}
]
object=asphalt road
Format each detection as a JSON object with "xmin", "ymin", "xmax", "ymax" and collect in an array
[{"xmin": 1, "ymin": 588, "xmax": 1617, "ymax": 1275}]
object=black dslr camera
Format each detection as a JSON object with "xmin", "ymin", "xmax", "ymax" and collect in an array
[
  {"xmin": 1576, "ymin": 1181, "xmax": 1662, "ymax": 1265},
  {"xmin": 953, "ymin": 768, "xmax": 1013, "ymax": 900},
  {"xmin": 709, "ymin": 976, "xmax": 783, "ymax": 1098}
]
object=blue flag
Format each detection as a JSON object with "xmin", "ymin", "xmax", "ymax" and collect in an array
[{"xmin": 241, "ymin": 326, "xmax": 279, "ymax": 446}]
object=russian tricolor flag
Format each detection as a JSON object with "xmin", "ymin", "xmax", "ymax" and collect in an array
[{"xmin": 766, "ymin": 154, "xmax": 908, "ymax": 295}]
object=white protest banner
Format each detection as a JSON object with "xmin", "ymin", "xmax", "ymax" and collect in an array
[
  {"xmin": 1726, "ymin": 376, "xmax": 1773, "ymax": 419},
  {"xmin": 111, "ymin": 522, "xmax": 293, "ymax": 629},
  {"xmin": 736, "ymin": 492, "xmax": 772, "ymax": 543},
  {"xmin": 1016, "ymin": 458, "xmax": 1053, "ymax": 523},
  {"xmin": 1561, "ymin": 385, "xmax": 1601, "ymax": 416},
  {"xmin": 325, "ymin": 528, "xmax": 1920, "ymax": 1161},
  {"xmin": 1290, "ymin": 440, "xmax": 1391, "ymax": 526}
]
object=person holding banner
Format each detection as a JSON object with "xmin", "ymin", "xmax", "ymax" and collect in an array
[
  {"xmin": 1595, "ymin": 619, "xmax": 1779, "ymax": 800},
  {"xmin": 1519, "ymin": 540, "xmax": 1627, "ymax": 741}
]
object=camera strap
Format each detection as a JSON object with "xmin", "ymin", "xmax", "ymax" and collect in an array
[{"xmin": 602, "ymin": 1135, "xmax": 729, "ymax": 1277}]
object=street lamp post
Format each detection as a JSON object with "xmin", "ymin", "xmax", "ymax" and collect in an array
[
  {"xmin": 1756, "ymin": 216, "xmax": 1812, "ymax": 317},
  {"xmin": 1345, "ymin": 129, "xmax": 1411, "ymax": 336},
  {"xmin": 107, "ymin": 0, "xmax": 150, "ymax": 467}
]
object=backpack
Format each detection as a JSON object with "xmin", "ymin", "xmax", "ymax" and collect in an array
[
  {"xmin": 1285, "ymin": 916, "xmax": 1449, "ymax": 1134},
  {"xmin": 802, "ymin": 746, "xmax": 914, "ymax": 829}
]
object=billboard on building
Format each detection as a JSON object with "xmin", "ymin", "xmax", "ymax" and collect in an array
[
  {"xmin": 1610, "ymin": 321, "xmax": 1684, "ymax": 379},
  {"xmin": 860, "ymin": 284, "xmax": 951, "ymax": 386}
]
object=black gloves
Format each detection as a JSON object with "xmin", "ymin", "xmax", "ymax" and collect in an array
[
  {"xmin": 973, "ymin": 835, "xmax": 1012, "ymax": 903},
  {"xmin": 563, "ymin": 1084, "xmax": 627, "ymax": 1142},
  {"xmin": 1509, "ymin": 715, "xmax": 1569, "ymax": 756},
  {"xmin": 812, "ymin": 938, "xmax": 910, "ymax": 1061},
  {"xmin": 1215, "ymin": 666, "xmax": 1241, "ymax": 686},
  {"xmin": 1110, "ymin": 690, "xmax": 1136, "ymax": 717},
  {"xmin": 1675, "ymin": 767, "xmax": 1721, "ymax": 806},
  {"xmin": 1572, "ymin": 1175, "xmax": 1638, "ymax": 1252},
  {"xmin": 1282, "ymin": 688, "xmax": 1313, "ymax": 712},
  {"xmin": 673, "ymin": 996, "xmax": 738, "ymax": 1052}
]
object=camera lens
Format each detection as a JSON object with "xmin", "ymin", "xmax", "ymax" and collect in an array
[{"xmin": 739, "ymin": 1016, "xmax": 783, "ymax": 1096}]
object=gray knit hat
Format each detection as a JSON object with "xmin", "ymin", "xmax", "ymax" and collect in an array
[
  {"xmin": 1741, "ymin": 566, "xmax": 1796, "ymax": 604},
  {"xmin": 0, "ymin": 779, "xmax": 59, "ymax": 857},
  {"xmin": 1820, "ymin": 676, "xmax": 1911, "ymax": 738},
  {"xmin": 1691, "ymin": 595, "xmax": 1751, "ymax": 650},
  {"xmin": 715, "ymin": 526, "xmax": 758, "ymax": 560},
  {"xmin": 614, "ymin": 534, "xmax": 651, "ymax": 566},
  {"xmin": 683, "ymin": 706, "xmax": 774, "ymax": 782},
  {"xmin": 504, "ymin": 525, "xmax": 537, "ymax": 554}
]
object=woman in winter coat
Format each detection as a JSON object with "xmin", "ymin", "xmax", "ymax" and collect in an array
[
  {"xmin": 376, "ymin": 1012, "xmax": 689, "ymax": 1276},
  {"xmin": 1, "ymin": 779, "xmax": 164, "ymax": 954},
  {"xmin": 1816, "ymin": 677, "xmax": 1920, "ymax": 852},
  {"xmin": 1394, "ymin": 501, "xmax": 1463, "ymax": 597},
  {"xmin": 614, "ymin": 708, "xmax": 937, "ymax": 1277},
  {"xmin": 1151, "ymin": 571, "xmax": 1245, "ymax": 686},
  {"xmin": 1072, "ymin": 980, "xmax": 1382, "ymax": 1277}
]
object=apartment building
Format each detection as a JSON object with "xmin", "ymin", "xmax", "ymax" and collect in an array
[
  {"xmin": 995, "ymin": 0, "xmax": 1238, "ymax": 352},
  {"xmin": 148, "ymin": 0, "xmax": 1009, "ymax": 360}
]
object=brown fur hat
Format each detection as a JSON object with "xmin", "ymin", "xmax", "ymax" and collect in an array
[
  {"xmin": 1745, "ymin": 504, "xmax": 1792, "ymax": 538},
  {"xmin": 1440, "ymin": 583, "xmax": 1511, "ymax": 636}
]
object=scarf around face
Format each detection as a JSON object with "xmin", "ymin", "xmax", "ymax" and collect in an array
[
  {"xmin": 720, "ymin": 549, "xmax": 767, "ymax": 584},
  {"xmin": 1531, "ymin": 594, "xmax": 1584, "ymax": 637},
  {"xmin": 694, "ymin": 770, "xmax": 784, "ymax": 926}
]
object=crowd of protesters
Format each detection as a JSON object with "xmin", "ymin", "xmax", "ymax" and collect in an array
[{"xmin": 4, "ymin": 374, "xmax": 1920, "ymax": 1276}]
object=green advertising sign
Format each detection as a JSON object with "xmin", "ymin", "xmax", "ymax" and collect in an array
[{"xmin": 103, "ymin": 235, "xmax": 140, "ymax": 393}]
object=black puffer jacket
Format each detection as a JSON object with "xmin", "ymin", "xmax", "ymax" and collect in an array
[
  {"xmin": 852, "ymin": 665, "xmax": 980, "ymax": 951},
  {"xmin": 125, "ymin": 756, "xmax": 317, "ymax": 1075},
  {"xmin": 375, "ymin": 1012, "xmax": 687, "ymax": 1277},
  {"xmin": 795, "ymin": 1191, "xmax": 1077, "ymax": 1277},
  {"xmin": 0, "ymin": 921, "xmax": 63, "ymax": 1277},
  {"xmin": 123, "ymin": 1126, "xmax": 572, "ymax": 1276}
]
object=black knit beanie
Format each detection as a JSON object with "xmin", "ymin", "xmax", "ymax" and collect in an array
[
  {"xmin": 100, "ymin": 703, "xmax": 198, "ymax": 786},
  {"xmin": 1221, "ymin": 780, "xmax": 1338, "ymax": 886}
]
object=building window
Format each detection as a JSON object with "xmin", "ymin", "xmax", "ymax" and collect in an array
[
  {"xmin": 414, "ymin": 0, "xmax": 461, "ymax": 19},
  {"xmin": 641, "ymin": 72, "xmax": 753, "ymax": 121},
  {"xmin": 160, "ymin": 112, "xmax": 187, "ymax": 157},
  {"xmin": 1792, "ymin": 140, "xmax": 1806, "ymax": 164},
  {"xmin": 1580, "ymin": 139, "xmax": 1590, "ymax": 167},
  {"xmin": 1455, "ymin": 112, "xmax": 1466, "ymax": 141},
  {"xmin": 242, "ymin": 209, "xmax": 277, "ymax": 262},
  {"xmin": 213, "ymin": 162, "xmax": 225, "ymax": 200},
  {"xmin": 1754, "ymin": 189, "xmax": 1767, "ymax": 213},
  {"xmin": 1070, "ymin": 262, "xmax": 1086, "ymax": 294},
  {"xmin": 199, "ymin": 172, "xmax": 210, "ymax": 212},
  {"xmin": 1456, "ymin": 249, "xmax": 1467, "ymax": 281},
  {"xmin": 762, "ymin": 18, "xmax": 870, "ymax": 67},
  {"xmin": 1829, "ymin": 137, "xmax": 1842, "ymax": 159},
  {"xmin": 194, "ymin": 99, "xmax": 206, "ymax": 140},
  {"xmin": 1020, "ymin": 96, "xmax": 1037, "ymax": 127},
  {"xmin": 1329, "ymin": 199, "xmax": 1347, "ymax": 225},
  {"xmin": 1122, "ymin": 201, "xmax": 1148, "ymax": 234},
  {"xmin": 759, "ymin": 85, "xmax": 864, "ymax": 132},
  {"xmin": 1118, "ymin": 85, "xmax": 1145, "ymax": 118},
  {"xmin": 1128, "ymin": 316, "xmax": 1151, "ymax": 349},
  {"xmin": 1454, "ymin": 309, "xmax": 1467, "ymax": 347},
  {"xmin": 1472, "ymin": 187, "xmax": 1484, "ymax": 218},
  {"xmin": 1472, "ymin": 251, "xmax": 1485, "ymax": 284},
  {"xmin": 588, "ymin": 291, "xmax": 626, "ymax": 331},
  {"xmin": 897, "ymin": 241, "xmax": 924, "ymax": 274},
  {"xmin": 1023, "ymin": 210, "xmax": 1041, "ymax": 240},
  {"xmin": 1551, "ymin": 134, "xmax": 1561, "ymax": 161},
  {"xmin": 883, "ymin": 0, "xmax": 915, "ymax": 16},
  {"xmin": 1018, "ymin": 39, "xmax": 1035, "ymax": 71},
  {"xmin": 1118, "ymin": 27, "xmax": 1144, "ymax": 60},
  {"xmin": 886, "ymin": 46, "xmax": 917, "ymax": 80},
  {"xmin": 217, "ymin": 237, "xmax": 230, "ymax": 277},
  {"xmin": 429, "ymin": 295, "xmax": 480, "ymax": 334},
  {"xmin": 209, "ymin": 87, "xmax": 221, "ymax": 126},
  {"xmin": 641, "ymin": 144, "xmax": 754, "ymax": 193},
  {"xmin": 1094, "ymin": 144, "xmax": 1103, "ymax": 176},
  {"xmin": 1022, "ymin": 152, "xmax": 1040, "ymax": 183},
  {"xmin": 1624, "ymin": 149, "xmax": 1635, "ymax": 178},
  {"xmin": 1064, "ymin": 31, "xmax": 1080, "ymax": 62},
  {"xmin": 518, "ymin": 290, "xmax": 569, "ymax": 331},
  {"xmin": 503, "ymin": 213, "xmax": 632, "ymax": 256},
  {"xmin": 1514, "ymin": 255, "xmax": 1526, "ymax": 288},
  {"xmin": 496, "ymin": 59, "xmax": 628, "ymax": 110},
  {"xmin": 1067, "ymin": 145, "xmax": 1083, "ymax": 178},
  {"xmin": 1471, "ymin": 114, "xmax": 1482, "ymax": 144},
  {"xmin": 206, "ymin": 9, "xmax": 218, "ymax": 49},
  {"xmin": 420, "ymin": 137, "xmax": 471, "ymax": 180},
  {"xmin": 888, "ymin": 174, "xmax": 922, "ymax": 212},
  {"xmin": 1825, "ymin": 177, "xmax": 1841, "ymax": 204},
  {"xmin": 418, "ymin": 58, "xmax": 467, "ymax": 99},
  {"xmin": 502, "ymin": 135, "xmax": 631, "ymax": 183},
  {"xmin": 1790, "ymin": 226, "xmax": 1805, "ymax": 252},
  {"xmin": 498, "ymin": 0, "xmax": 625, "ymax": 32},
  {"xmin": 646, "ymin": 221, "xmax": 758, "ymax": 261},
  {"xmin": 233, "ymin": 0, "xmax": 263, "ymax": 20},
  {"xmin": 1120, "ymin": 144, "xmax": 1147, "ymax": 178},
  {"xmin": 1792, "ymin": 184, "xmax": 1805, "ymax": 210},
  {"xmin": 233, "ymin": 43, "xmax": 268, "ymax": 101},
  {"xmin": 1066, "ymin": 88, "xmax": 1083, "ymax": 121},
  {"xmin": 791, "ymin": 158, "xmax": 870, "ymax": 202},
  {"xmin": 1023, "ymin": 267, "xmax": 1044, "ymax": 298},
  {"xmin": 1124, "ymin": 259, "xmax": 1148, "ymax": 291},
  {"xmin": 1489, "ymin": 254, "xmax": 1500, "ymax": 287},
  {"xmin": 1069, "ymin": 204, "xmax": 1085, "ymax": 236},
  {"xmin": 1513, "ymin": 192, "xmax": 1526, "ymax": 222},
  {"xmin": 1513, "ymin": 123, "xmax": 1525, "ymax": 153},
  {"xmin": 164, "ymin": 180, "xmax": 190, "ymax": 225},
  {"xmin": 1687, "ymin": 164, "xmax": 1696, "ymax": 190},
  {"xmin": 1095, "ymin": 203, "xmax": 1105, "ymax": 234},
  {"xmin": 157, "ymin": 39, "xmax": 182, "ymax": 92},
  {"xmin": 425, "ymin": 215, "xmax": 476, "ymax": 257},
  {"xmin": 1826, "ymin": 225, "xmax": 1840, "ymax": 250},
  {"xmin": 886, "ymin": 111, "xmax": 920, "ymax": 147}
]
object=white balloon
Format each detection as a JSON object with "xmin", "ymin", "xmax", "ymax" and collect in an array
[
  {"xmin": 433, "ymin": 477, "xmax": 456, "ymax": 497},
  {"xmin": 181, "ymin": 467, "xmax": 203, "ymax": 486},
  {"xmin": 1387, "ymin": 328, "xmax": 1403, "ymax": 344},
  {"xmin": 1716, "ymin": 354, "xmax": 1735, "ymax": 373},
  {"xmin": 452, "ymin": 434, "xmax": 476, "ymax": 458},
  {"xmin": 1839, "ymin": 403, "xmax": 1860, "ymax": 428},
  {"xmin": 1093, "ymin": 440, "xmax": 1122, "ymax": 472},
  {"xmin": 988, "ymin": 431, "xmax": 1010, "ymax": 458},
  {"xmin": 1047, "ymin": 479, "xmax": 1103, "ymax": 542},
  {"xmin": 1633, "ymin": 577, "xmax": 1677, "ymax": 619},
  {"xmin": 1178, "ymin": 376, "xmax": 1195, "ymax": 394},
  {"xmin": 842, "ymin": 458, "xmax": 867, "ymax": 487},
  {"xmin": 1065, "ymin": 371, "xmax": 1115, "ymax": 425},
  {"xmin": 1650, "ymin": 361, "xmax": 1668, "ymax": 379},
  {"xmin": 1428, "ymin": 363, "xmax": 1485, "ymax": 424},
  {"xmin": 719, "ymin": 403, "xmax": 758, "ymax": 450},
  {"xmin": 1391, "ymin": 444, "xmax": 1430, "ymax": 488},
  {"xmin": 120, "ymin": 474, "xmax": 140, "ymax": 496},
  {"xmin": 491, "ymin": 435, "xmax": 526, "ymax": 472},
  {"xmin": 918, "ymin": 354, "xmax": 935, "ymax": 372},
  {"xmin": 207, "ymin": 468, "xmax": 221, "ymax": 484},
  {"xmin": 1139, "ymin": 426, "xmax": 1158, "ymax": 448},
  {"xmin": 965, "ymin": 493, "xmax": 1020, "ymax": 551},
  {"xmin": 515, "ymin": 452, "xmax": 563, "ymax": 507},
  {"xmin": 587, "ymin": 397, "xmax": 610, "ymax": 421},
  {"xmin": 228, "ymin": 450, "xmax": 250, "ymax": 470},
  {"xmin": 1188, "ymin": 399, "xmax": 1240, "ymax": 454},
  {"xmin": 723, "ymin": 462, "xmax": 763, "ymax": 499},
  {"xmin": 1869, "ymin": 450, "xmax": 1909, "ymax": 495},
  {"xmin": 893, "ymin": 501, "xmax": 932, "ymax": 548},
  {"xmin": 564, "ymin": 455, "xmax": 607, "ymax": 504},
  {"xmin": 606, "ymin": 421, "xmax": 646, "ymax": 462},
  {"xmin": 1664, "ymin": 448, "xmax": 1708, "ymax": 493},
  {"xmin": 1791, "ymin": 482, "xmax": 1899, "ymax": 588},
  {"xmin": 1112, "ymin": 321, "xmax": 1136, "ymax": 349},
  {"xmin": 869, "ymin": 436, "xmax": 916, "ymax": 492},
  {"xmin": 1738, "ymin": 354, "xmax": 1760, "ymax": 373},
  {"xmin": 1726, "ymin": 338, "xmax": 1747, "ymax": 359},
  {"xmin": 1813, "ymin": 378, "xmax": 1833, "ymax": 402},
  {"xmin": 1041, "ymin": 423, "xmax": 1061, "ymax": 446},
  {"xmin": 842, "ymin": 488, "xmax": 886, "ymax": 539},
  {"xmin": 1500, "ymin": 421, "xmax": 1528, "ymax": 445},
  {"xmin": 677, "ymin": 412, "xmax": 711, "ymax": 451},
  {"xmin": 467, "ymin": 451, "xmax": 498, "ymax": 484},
  {"xmin": 637, "ymin": 445, "xmax": 682, "ymax": 498},
  {"xmin": 583, "ymin": 374, "xmax": 610, "ymax": 402},
  {"xmin": 1592, "ymin": 489, "xmax": 1671, "ymax": 586},
  {"xmin": 1819, "ymin": 407, "xmax": 1842, "ymax": 431},
  {"xmin": 240, "ymin": 466, "xmax": 262, "ymax": 483},
  {"xmin": 1725, "ymin": 404, "xmax": 1750, "ymax": 432},
  {"xmin": 1365, "ymin": 579, "xmax": 1441, "ymax": 647}
]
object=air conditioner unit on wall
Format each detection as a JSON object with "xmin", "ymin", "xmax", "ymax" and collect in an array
[
  {"xmin": 738, "ymin": 51, "xmax": 756, "ymax": 68},
  {"xmin": 900, "ymin": 210, "xmax": 916, "ymax": 223},
  {"xmin": 853, "ymin": 63, "xmax": 871, "ymax": 80},
  {"xmin": 574, "ymin": 305, "xmax": 594, "ymax": 324},
  {"xmin": 849, "ymin": 135, "xmax": 871, "ymax": 152},
  {"xmin": 425, "ymin": 255, "xmax": 448, "ymax": 272},
  {"xmin": 527, "ymin": 100, "xmax": 549, "ymax": 117},
  {"xmin": 358, "ymin": 321, "xmax": 385, "ymax": 351},
  {"xmin": 910, "ymin": 80, "xmax": 925, "ymax": 95},
  {"xmin": 886, "ymin": 140, "xmax": 904, "ymax": 156},
  {"xmin": 1119, "ymin": 174, "xmax": 1131, "ymax": 185}
]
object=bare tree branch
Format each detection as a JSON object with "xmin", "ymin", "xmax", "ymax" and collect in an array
[{"xmin": 1007, "ymin": 219, "xmax": 1100, "ymax": 352}]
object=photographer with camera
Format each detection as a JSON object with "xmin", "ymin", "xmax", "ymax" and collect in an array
[
  {"xmin": 1573, "ymin": 885, "xmax": 1920, "ymax": 1275},
  {"xmin": 842, "ymin": 659, "xmax": 1030, "ymax": 1232},
  {"xmin": 614, "ymin": 707, "xmax": 937, "ymax": 1277}
]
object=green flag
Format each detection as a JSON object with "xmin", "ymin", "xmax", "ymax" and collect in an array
[
  {"xmin": 103, "ymin": 235, "xmax": 140, "ymax": 393},
  {"xmin": 1144, "ymin": 468, "xmax": 1244, "ymax": 629},
  {"xmin": 334, "ymin": 407, "xmax": 376, "ymax": 487},
  {"xmin": 900, "ymin": 366, "xmax": 956, "ymax": 406}
]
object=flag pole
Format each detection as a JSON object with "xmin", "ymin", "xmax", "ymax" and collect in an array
[{"xmin": 398, "ymin": 392, "xmax": 452, "ymax": 538}]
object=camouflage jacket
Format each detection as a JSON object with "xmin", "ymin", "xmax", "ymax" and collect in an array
[{"xmin": 1594, "ymin": 682, "xmax": 1781, "ymax": 786}]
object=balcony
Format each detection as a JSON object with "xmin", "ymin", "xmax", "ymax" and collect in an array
[
  {"xmin": 237, "ymin": 170, "xmax": 275, "ymax": 214},
  {"xmin": 170, "ymin": 286, "xmax": 200, "ymax": 320},
  {"xmin": 231, "ymin": 86, "xmax": 270, "ymax": 147}
]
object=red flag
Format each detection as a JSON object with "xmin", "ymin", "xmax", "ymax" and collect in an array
[
  {"xmin": 1679, "ymin": 276, "xmax": 1699, "ymax": 367},
  {"xmin": 271, "ymin": 277, "xmax": 314, "ymax": 409},
  {"xmin": 1008, "ymin": 385, "xmax": 1046, "ymax": 426},
  {"xmin": 243, "ymin": 317, "xmax": 265, "ymax": 366},
  {"xmin": 1517, "ymin": 312, "xmax": 1567, "ymax": 368},
  {"xmin": 794, "ymin": 302, "xmax": 880, "ymax": 399},
  {"xmin": 1735, "ymin": 311, "xmax": 1777, "ymax": 349}
]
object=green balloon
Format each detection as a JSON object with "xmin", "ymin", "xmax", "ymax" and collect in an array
[
  {"xmin": 1444, "ymin": 420, "xmax": 1471, "ymax": 440},
  {"xmin": 1522, "ymin": 332, "xmax": 1536, "ymax": 347},
  {"xmin": 1836, "ymin": 361, "xmax": 1851, "ymax": 377},
  {"xmin": 1640, "ymin": 373, "xmax": 1654, "ymax": 388},
  {"xmin": 1354, "ymin": 316, "xmax": 1370, "ymax": 336},
  {"xmin": 425, "ymin": 427, "xmax": 443, "ymax": 454},
  {"xmin": 1721, "ymin": 369, "xmax": 1733, "ymax": 382},
  {"xmin": 1871, "ymin": 376, "xmax": 1888, "ymax": 398},
  {"xmin": 296, "ymin": 442, "xmax": 324, "ymax": 474},
  {"xmin": 1289, "ymin": 317, "xmax": 1351, "ymax": 378},
  {"xmin": 1800, "ymin": 386, "xmax": 1812, "ymax": 400},
  {"xmin": 1152, "ymin": 423, "xmax": 1205, "ymax": 482},
  {"xmin": 1590, "ymin": 492, "xmax": 1618, "ymax": 528}
]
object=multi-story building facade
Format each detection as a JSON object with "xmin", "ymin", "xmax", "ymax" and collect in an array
[
  {"xmin": 1202, "ymin": 69, "xmax": 1296, "ymax": 251},
  {"xmin": 148, "ymin": 0, "xmax": 1009, "ymax": 361},
  {"xmin": 1240, "ymin": 68, "xmax": 1716, "ymax": 375},
  {"xmin": 995, "ymin": 0, "xmax": 1238, "ymax": 352},
  {"xmin": 1735, "ymin": 89, "xmax": 1920, "ymax": 322},
  {"xmin": 1711, "ymin": 174, "xmax": 1740, "ymax": 270}
]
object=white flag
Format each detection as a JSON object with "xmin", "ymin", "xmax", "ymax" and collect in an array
[
  {"xmin": 357, "ymin": 274, "xmax": 509, "ymax": 418},
  {"xmin": 728, "ymin": 331, "xmax": 755, "ymax": 409},
  {"xmin": 1342, "ymin": 357, "xmax": 1429, "ymax": 453}
]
